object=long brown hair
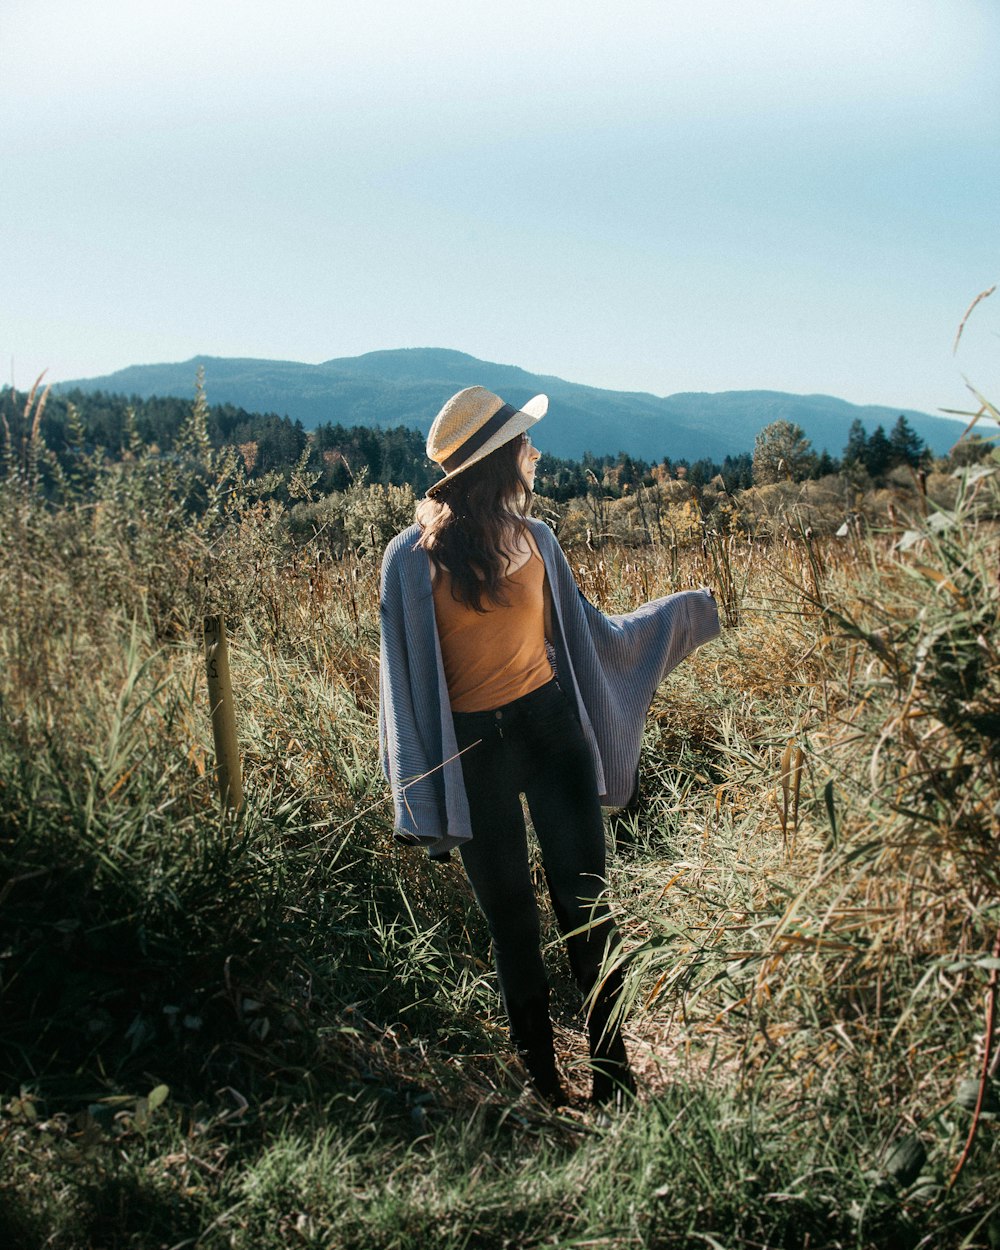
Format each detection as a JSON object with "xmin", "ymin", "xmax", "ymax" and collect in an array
[{"xmin": 416, "ymin": 436, "xmax": 532, "ymax": 612}]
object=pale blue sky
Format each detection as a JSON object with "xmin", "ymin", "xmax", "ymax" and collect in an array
[{"xmin": 2, "ymin": 0, "xmax": 998, "ymax": 415}]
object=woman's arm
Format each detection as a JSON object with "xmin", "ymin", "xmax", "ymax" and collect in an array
[{"xmin": 378, "ymin": 538, "xmax": 446, "ymax": 844}]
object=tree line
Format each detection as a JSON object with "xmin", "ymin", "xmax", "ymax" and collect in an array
[
  {"xmin": 0, "ymin": 385, "xmax": 952, "ymax": 504},
  {"xmin": 750, "ymin": 415, "xmax": 930, "ymax": 486},
  {"xmin": 0, "ymin": 387, "xmax": 437, "ymax": 495}
]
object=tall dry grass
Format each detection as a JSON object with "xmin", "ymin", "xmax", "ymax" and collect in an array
[{"xmin": 0, "ymin": 379, "xmax": 997, "ymax": 1248}]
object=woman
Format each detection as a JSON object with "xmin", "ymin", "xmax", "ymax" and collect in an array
[{"xmin": 379, "ymin": 386, "xmax": 719, "ymax": 1105}]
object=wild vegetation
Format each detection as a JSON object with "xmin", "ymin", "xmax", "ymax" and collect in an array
[
  {"xmin": 3, "ymin": 383, "xmax": 955, "ymax": 510},
  {"xmin": 1, "ymin": 377, "xmax": 998, "ymax": 1248}
]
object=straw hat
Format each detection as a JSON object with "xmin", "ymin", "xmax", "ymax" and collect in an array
[{"xmin": 425, "ymin": 386, "xmax": 547, "ymax": 496}]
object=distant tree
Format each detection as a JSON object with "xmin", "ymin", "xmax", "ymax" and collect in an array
[
  {"xmin": 947, "ymin": 434, "xmax": 997, "ymax": 468},
  {"xmin": 686, "ymin": 458, "xmax": 717, "ymax": 489},
  {"xmin": 888, "ymin": 415, "xmax": 927, "ymax": 469},
  {"xmin": 533, "ymin": 450, "xmax": 588, "ymax": 502},
  {"xmin": 720, "ymin": 453, "xmax": 754, "ymax": 492},
  {"xmin": 381, "ymin": 425, "xmax": 431, "ymax": 488},
  {"xmin": 752, "ymin": 420, "xmax": 816, "ymax": 485},
  {"xmin": 813, "ymin": 449, "xmax": 839, "ymax": 478},
  {"xmin": 864, "ymin": 425, "xmax": 892, "ymax": 480},
  {"xmin": 842, "ymin": 418, "xmax": 868, "ymax": 469},
  {"xmin": 361, "ymin": 427, "xmax": 387, "ymax": 480},
  {"xmin": 618, "ymin": 454, "xmax": 640, "ymax": 489}
]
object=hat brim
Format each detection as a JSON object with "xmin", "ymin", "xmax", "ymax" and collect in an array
[{"xmin": 426, "ymin": 394, "xmax": 547, "ymax": 497}]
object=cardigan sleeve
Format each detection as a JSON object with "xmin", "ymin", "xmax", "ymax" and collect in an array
[
  {"xmin": 583, "ymin": 583, "xmax": 720, "ymax": 685},
  {"xmin": 529, "ymin": 520, "xmax": 720, "ymax": 804},
  {"xmin": 378, "ymin": 537, "xmax": 448, "ymax": 845}
]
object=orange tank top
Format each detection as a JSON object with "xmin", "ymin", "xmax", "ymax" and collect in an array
[{"xmin": 432, "ymin": 550, "xmax": 553, "ymax": 713}]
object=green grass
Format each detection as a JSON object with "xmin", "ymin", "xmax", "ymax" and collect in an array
[{"xmin": 3, "ymin": 1077, "xmax": 995, "ymax": 1249}]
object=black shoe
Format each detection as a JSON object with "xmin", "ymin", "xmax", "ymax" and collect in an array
[
  {"xmin": 590, "ymin": 1057, "xmax": 636, "ymax": 1109},
  {"xmin": 521, "ymin": 1053, "xmax": 568, "ymax": 1106},
  {"xmin": 588, "ymin": 1024, "xmax": 637, "ymax": 1108},
  {"xmin": 508, "ymin": 990, "xmax": 567, "ymax": 1106}
]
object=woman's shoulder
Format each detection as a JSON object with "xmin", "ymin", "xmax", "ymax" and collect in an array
[
  {"xmin": 381, "ymin": 525, "xmax": 425, "ymax": 584},
  {"xmin": 383, "ymin": 523, "xmax": 422, "ymax": 561},
  {"xmin": 525, "ymin": 517, "xmax": 569, "ymax": 567},
  {"xmin": 525, "ymin": 517, "xmax": 557, "ymax": 547}
]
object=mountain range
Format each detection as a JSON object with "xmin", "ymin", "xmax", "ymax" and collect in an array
[{"xmin": 58, "ymin": 348, "xmax": 970, "ymax": 463}]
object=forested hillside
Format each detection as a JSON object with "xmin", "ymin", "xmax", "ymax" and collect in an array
[
  {"xmin": 55, "ymin": 346, "xmax": 970, "ymax": 462},
  {"xmin": 4, "ymin": 382, "xmax": 967, "ymax": 512}
]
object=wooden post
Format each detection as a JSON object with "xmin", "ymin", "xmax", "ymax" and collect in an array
[{"xmin": 203, "ymin": 615, "xmax": 243, "ymax": 813}]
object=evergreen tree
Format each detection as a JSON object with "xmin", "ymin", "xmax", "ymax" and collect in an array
[
  {"xmin": 720, "ymin": 453, "xmax": 753, "ymax": 491},
  {"xmin": 864, "ymin": 425, "xmax": 892, "ymax": 480},
  {"xmin": 842, "ymin": 418, "xmax": 868, "ymax": 468},
  {"xmin": 813, "ymin": 449, "xmax": 839, "ymax": 478},
  {"xmin": 888, "ymin": 415, "xmax": 926, "ymax": 468},
  {"xmin": 687, "ymin": 458, "xmax": 716, "ymax": 489},
  {"xmin": 618, "ymin": 454, "xmax": 640, "ymax": 489}
]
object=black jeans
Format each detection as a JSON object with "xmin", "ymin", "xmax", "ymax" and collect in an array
[{"xmin": 452, "ymin": 679, "xmax": 624, "ymax": 1062}]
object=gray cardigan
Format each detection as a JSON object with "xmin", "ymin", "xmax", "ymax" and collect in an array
[{"xmin": 379, "ymin": 519, "xmax": 720, "ymax": 859}]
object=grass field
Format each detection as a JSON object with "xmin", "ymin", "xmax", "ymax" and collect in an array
[{"xmin": 1, "ymin": 386, "xmax": 998, "ymax": 1248}]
